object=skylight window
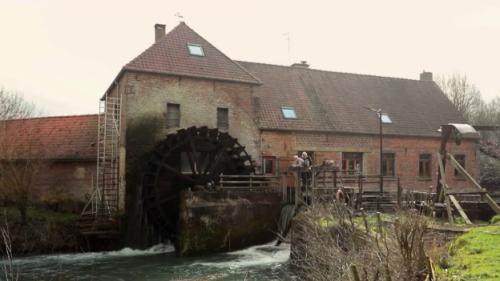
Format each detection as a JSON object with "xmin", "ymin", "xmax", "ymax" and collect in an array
[
  {"xmin": 281, "ymin": 107, "xmax": 297, "ymax": 119},
  {"xmin": 187, "ymin": 43, "xmax": 204, "ymax": 56},
  {"xmin": 381, "ymin": 113, "xmax": 392, "ymax": 124}
]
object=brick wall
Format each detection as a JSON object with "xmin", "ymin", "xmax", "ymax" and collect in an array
[
  {"xmin": 120, "ymin": 72, "xmax": 261, "ymax": 159},
  {"xmin": 110, "ymin": 71, "xmax": 479, "ymax": 195},
  {"xmin": 260, "ymin": 130, "xmax": 479, "ymax": 191},
  {"xmin": 36, "ymin": 160, "xmax": 95, "ymax": 203}
]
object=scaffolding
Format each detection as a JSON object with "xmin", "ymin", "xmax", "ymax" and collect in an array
[{"xmin": 81, "ymin": 95, "xmax": 121, "ymax": 219}]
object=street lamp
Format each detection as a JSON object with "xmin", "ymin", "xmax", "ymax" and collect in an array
[{"xmin": 363, "ymin": 106, "xmax": 384, "ymax": 199}]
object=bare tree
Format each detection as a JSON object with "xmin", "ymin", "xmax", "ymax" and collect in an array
[
  {"xmin": 0, "ymin": 88, "xmax": 35, "ymax": 121},
  {"xmin": 0, "ymin": 88, "xmax": 42, "ymax": 225},
  {"xmin": 436, "ymin": 73, "xmax": 482, "ymax": 122}
]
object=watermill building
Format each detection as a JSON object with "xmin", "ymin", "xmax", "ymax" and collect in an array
[{"xmin": 1, "ymin": 22, "xmax": 480, "ymax": 251}]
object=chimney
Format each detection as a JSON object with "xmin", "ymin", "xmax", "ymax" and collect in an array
[
  {"xmin": 291, "ymin": 60, "xmax": 310, "ymax": 68},
  {"xmin": 420, "ymin": 71, "xmax": 433, "ymax": 81},
  {"xmin": 155, "ymin": 23, "xmax": 166, "ymax": 42}
]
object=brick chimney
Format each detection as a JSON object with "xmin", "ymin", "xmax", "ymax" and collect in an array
[
  {"xmin": 291, "ymin": 60, "xmax": 310, "ymax": 68},
  {"xmin": 155, "ymin": 24, "xmax": 166, "ymax": 42},
  {"xmin": 420, "ymin": 71, "xmax": 433, "ymax": 81}
]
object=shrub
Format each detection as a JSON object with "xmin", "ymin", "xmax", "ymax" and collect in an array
[{"xmin": 290, "ymin": 205, "xmax": 430, "ymax": 281}]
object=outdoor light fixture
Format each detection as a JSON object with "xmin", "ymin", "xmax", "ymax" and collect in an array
[{"xmin": 363, "ymin": 106, "xmax": 385, "ymax": 208}]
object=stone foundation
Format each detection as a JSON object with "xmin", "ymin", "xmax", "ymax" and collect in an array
[{"xmin": 177, "ymin": 190, "xmax": 282, "ymax": 256}]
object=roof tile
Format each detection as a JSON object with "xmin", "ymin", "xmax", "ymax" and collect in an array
[
  {"xmin": 237, "ymin": 61, "xmax": 465, "ymax": 137},
  {"xmin": 125, "ymin": 22, "xmax": 260, "ymax": 85},
  {"xmin": 0, "ymin": 115, "xmax": 98, "ymax": 160}
]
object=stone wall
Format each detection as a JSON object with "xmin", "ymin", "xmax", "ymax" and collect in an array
[
  {"xmin": 177, "ymin": 190, "xmax": 282, "ymax": 256},
  {"xmin": 121, "ymin": 72, "xmax": 260, "ymax": 159},
  {"xmin": 36, "ymin": 160, "xmax": 95, "ymax": 211},
  {"xmin": 260, "ymin": 130, "xmax": 479, "ymax": 191}
]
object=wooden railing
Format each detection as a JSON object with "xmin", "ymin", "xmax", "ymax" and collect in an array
[
  {"xmin": 218, "ymin": 174, "xmax": 282, "ymax": 191},
  {"xmin": 288, "ymin": 166, "xmax": 403, "ymax": 209}
]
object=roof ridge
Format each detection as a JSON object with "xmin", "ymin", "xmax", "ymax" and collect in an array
[
  {"xmin": 123, "ymin": 24, "xmax": 179, "ymax": 68},
  {"xmin": 123, "ymin": 22, "xmax": 260, "ymax": 85},
  {"xmin": 235, "ymin": 60, "xmax": 429, "ymax": 83},
  {"xmin": 2, "ymin": 114, "xmax": 99, "ymax": 122},
  {"xmin": 180, "ymin": 23, "xmax": 262, "ymax": 85}
]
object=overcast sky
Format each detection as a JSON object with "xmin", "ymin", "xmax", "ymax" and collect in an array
[{"xmin": 1, "ymin": 0, "xmax": 499, "ymax": 116}]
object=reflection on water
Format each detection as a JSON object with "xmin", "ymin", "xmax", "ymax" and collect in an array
[{"xmin": 10, "ymin": 241, "xmax": 294, "ymax": 281}]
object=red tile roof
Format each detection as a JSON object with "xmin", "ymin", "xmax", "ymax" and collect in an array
[
  {"xmin": 124, "ymin": 22, "xmax": 260, "ymax": 85},
  {"xmin": 238, "ymin": 61, "xmax": 465, "ymax": 137},
  {"xmin": 0, "ymin": 114, "xmax": 98, "ymax": 160}
]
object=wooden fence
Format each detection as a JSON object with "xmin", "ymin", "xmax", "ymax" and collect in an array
[{"xmin": 218, "ymin": 174, "xmax": 283, "ymax": 192}]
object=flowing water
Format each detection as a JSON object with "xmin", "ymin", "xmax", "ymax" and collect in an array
[{"xmin": 9, "ymin": 242, "xmax": 294, "ymax": 281}]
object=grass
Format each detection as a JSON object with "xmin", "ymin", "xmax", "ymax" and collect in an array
[{"xmin": 438, "ymin": 224, "xmax": 500, "ymax": 281}]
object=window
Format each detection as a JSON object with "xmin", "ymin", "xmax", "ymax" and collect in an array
[
  {"xmin": 187, "ymin": 43, "xmax": 204, "ymax": 56},
  {"xmin": 454, "ymin": 154, "xmax": 466, "ymax": 178},
  {"xmin": 382, "ymin": 153, "xmax": 395, "ymax": 176},
  {"xmin": 263, "ymin": 156, "xmax": 276, "ymax": 175},
  {"xmin": 342, "ymin": 152, "xmax": 363, "ymax": 174},
  {"xmin": 166, "ymin": 103, "xmax": 180, "ymax": 128},
  {"xmin": 381, "ymin": 113, "xmax": 392, "ymax": 124},
  {"xmin": 217, "ymin": 108, "xmax": 229, "ymax": 131},
  {"xmin": 281, "ymin": 107, "xmax": 297, "ymax": 119},
  {"xmin": 418, "ymin": 154, "xmax": 432, "ymax": 178}
]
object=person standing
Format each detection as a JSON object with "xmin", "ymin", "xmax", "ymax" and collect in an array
[{"xmin": 300, "ymin": 152, "xmax": 312, "ymax": 189}]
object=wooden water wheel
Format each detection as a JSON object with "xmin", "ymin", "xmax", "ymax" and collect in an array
[{"xmin": 140, "ymin": 126, "xmax": 254, "ymax": 242}]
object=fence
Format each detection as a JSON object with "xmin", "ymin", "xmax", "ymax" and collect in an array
[
  {"xmin": 218, "ymin": 174, "xmax": 283, "ymax": 192},
  {"xmin": 286, "ymin": 166, "xmax": 403, "ymax": 209}
]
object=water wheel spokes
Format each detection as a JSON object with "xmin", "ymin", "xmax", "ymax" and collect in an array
[{"xmin": 140, "ymin": 126, "xmax": 254, "ymax": 243}]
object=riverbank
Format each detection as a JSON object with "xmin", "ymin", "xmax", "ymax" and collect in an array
[
  {"xmin": 1, "ymin": 207, "xmax": 80, "ymax": 255},
  {"xmin": 436, "ymin": 216, "xmax": 500, "ymax": 280}
]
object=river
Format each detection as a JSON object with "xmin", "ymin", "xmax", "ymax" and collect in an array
[{"xmin": 10, "ymin": 242, "xmax": 294, "ymax": 281}]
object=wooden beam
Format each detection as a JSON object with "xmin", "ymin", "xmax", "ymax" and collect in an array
[
  {"xmin": 445, "ymin": 189, "xmax": 488, "ymax": 195},
  {"xmin": 447, "ymin": 154, "xmax": 500, "ymax": 214},
  {"xmin": 449, "ymin": 195, "xmax": 473, "ymax": 225},
  {"xmin": 437, "ymin": 153, "xmax": 447, "ymax": 202},
  {"xmin": 444, "ymin": 195, "xmax": 454, "ymax": 225}
]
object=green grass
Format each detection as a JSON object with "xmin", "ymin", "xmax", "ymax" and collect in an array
[
  {"xmin": 490, "ymin": 215, "xmax": 500, "ymax": 225},
  {"xmin": 440, "ymin": 225, "xmax": 500, "ymax": 281}
]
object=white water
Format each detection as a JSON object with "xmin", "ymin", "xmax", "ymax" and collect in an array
[
  {"xmin": 194, "ymin": 241, "xmax": 290, "ymax": 269},
  {"xmin": 10, "ymin": 241, "xmax": 293, "ymax": 281},
  {"xmin": 11, "ymin": 243, "xmax": 175, "ymax": 266}
]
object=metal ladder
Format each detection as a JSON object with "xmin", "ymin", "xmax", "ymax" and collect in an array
[{"xmin": 81, "ymin": 95, "xmax": 121, "ymax": 219}]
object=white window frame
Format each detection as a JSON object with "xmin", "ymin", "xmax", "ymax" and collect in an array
[
  {"xmin": 187, "ymin": 43, "xmax": 205, "ymax": 56},
  {"xmin": 281, "ymin": 106, "xmax": 297, "ymax": 119}
]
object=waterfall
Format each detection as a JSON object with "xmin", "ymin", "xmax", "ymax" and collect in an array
[{"xmin": 276, "ymin": 204, "xmax": 296, "ymax": 246}]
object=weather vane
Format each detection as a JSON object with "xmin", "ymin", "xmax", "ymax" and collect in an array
[{"xmin": 175, "ymin": 12, "xmax": 184, "ymax": 22}]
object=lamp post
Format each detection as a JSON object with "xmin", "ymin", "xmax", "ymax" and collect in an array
[{"xmin": 364, "ymin": 106, "xmax": 384, "ymax": 206}]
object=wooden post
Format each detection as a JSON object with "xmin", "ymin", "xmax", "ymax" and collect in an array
[
  {"xmin": 361, "ymin": 208, "xmax": 370, "ymax": 234},
  {"xmin": 333, "ymin": 169, "xmax": 337, "ymax": 189},
  {"xmin": 449, "ymin": 194, "xmax": 473, "ymax": 225},
  {"xmin": 295, "ymin": 169, "xmax": 301, "ymax": 207},
  {"xmin": 426, "ymin": 256, "xmax": 435, "ymax": 281},
  {"xmin": 397, "ymin": 177, "xmax": 402, "ymax": 209},
  {"xmin": 444, "ymin": 195, "xmax": 454, "ymax": 225},
  {"xmin": 448, "ymin": 154, "xmax": 500, "ymax": 214},
  {"xmin": 358, "ymin": 174, "xmax": 363, "ymax": 209},
  {"xmin": 437, "ymin": 153, "xmax": 454, "ymax": 224}
]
